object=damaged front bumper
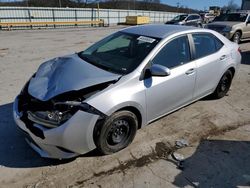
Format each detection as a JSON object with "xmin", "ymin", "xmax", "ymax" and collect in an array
[{"xmin": 13, "ymin": 96, "xmax": 99, "ymax": 159}]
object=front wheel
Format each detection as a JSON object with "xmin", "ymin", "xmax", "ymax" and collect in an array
[
  {"xmin": 212, "ymin": 70, "xmax": 233, "ymax": 99},
  {"xmin": 197, "ymin": 23, "xmax": 203, "ymax": 28},
  {"xmin": 232, "ymin": 31, "xmax": 241, "ymax": 44},
  {"xmin": 95, "ymin": 111, "xmax": 138, "ymax": 155}
]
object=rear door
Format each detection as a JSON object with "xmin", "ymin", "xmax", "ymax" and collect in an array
[{"xmin": 191, "ymin": 33, "xmax": 228, "ymax": 99}]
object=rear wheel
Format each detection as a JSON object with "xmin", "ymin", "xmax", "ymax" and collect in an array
[
  {"xmin": 96, "ymin": 111, "xmax": 138, "ymax": 155},
  {"xmin": 232, "ymin": 31, "xmax": 241, "ymax": 44},
  {"xmin": 212, "ymin": 70, "xmax": 233, "ymax": 99}
]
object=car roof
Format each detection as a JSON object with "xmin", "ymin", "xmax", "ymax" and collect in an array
[{"xmin": 122, "ymin": 24, "xmax": 197, "ymax": 39}]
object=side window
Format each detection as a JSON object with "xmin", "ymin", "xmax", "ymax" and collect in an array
[
  {"xmin": 248, "ymin": 15, "xmax": 250, "ymax": 21},
  {"xmin": 194, "ymin": 15, "xmax": 200, "ymax": 19},
  {"xmin": 214, "ymin": 36, "xmax": 224, "ymax": 50},
  {"xmin": 193, "ymin": 34, "xmax": 217, "ymax": 59},
  {"xmin": 152, "ymin": 36, "xmax": 191, "ymax": 69},
  {"xmin": 187, "ymin": 16, "xmax": 194, "ymax": 20}
]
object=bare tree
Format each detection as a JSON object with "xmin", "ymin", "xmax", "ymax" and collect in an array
[{"xmin": 222, "ymin": 0, "xmax": 240, "ymax": 11}]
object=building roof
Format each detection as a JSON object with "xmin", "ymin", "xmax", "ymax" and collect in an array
[{"xmin": 122, "ymin": 24, "xmax": 196, "ymax": 39}]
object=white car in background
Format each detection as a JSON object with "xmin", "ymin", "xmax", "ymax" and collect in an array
[{"xmin": 204, "ymin": 13, "xmax": 216, "ymax": 23}]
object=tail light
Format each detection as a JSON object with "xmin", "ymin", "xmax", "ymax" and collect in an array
[{"xmin": 238, "ymin": 47, "xmax": 241, "ymax": 53}]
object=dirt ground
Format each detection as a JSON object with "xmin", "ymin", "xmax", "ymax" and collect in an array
[{"xmin": 0, "ymin": 26, "xmax": 250, "ymax": 188}]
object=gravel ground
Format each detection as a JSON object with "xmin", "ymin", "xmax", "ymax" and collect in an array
[{"xmin": 0, "ymin": 27, "xmax": 250, "ymax": 188}]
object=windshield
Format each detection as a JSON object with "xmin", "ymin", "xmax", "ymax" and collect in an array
[
  {"xmin": 214, "ymin": 13, "xmax": 248, "ymax": 22},
  {"xmin": 79, "ymin": 32, "xmax": 160, "ymax": 74},
  {"xmin": 172, "ymin": 15, "xmax": 188, "ymax": 21}
]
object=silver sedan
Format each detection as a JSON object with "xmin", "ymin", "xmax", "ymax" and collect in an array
[{"xmin": 13, "ymin": 24, "xmax": 241, "ymax": 159}]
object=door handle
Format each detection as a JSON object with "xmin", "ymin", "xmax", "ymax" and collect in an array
[
  {"xmin": 220, "ymin": 55, "xmax": 226, "ymax": 61},
  {"xmin": 185, "ymin": 68, "xmax": 195, "ymax": 75}
]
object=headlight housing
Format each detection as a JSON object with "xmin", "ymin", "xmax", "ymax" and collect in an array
[{"xmin": 222, "ymin": 26, "xmax": 232, "ymax": 32}]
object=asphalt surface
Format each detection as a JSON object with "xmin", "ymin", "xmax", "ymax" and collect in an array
[{"xmin": 0, "ymin": 26, "xmax": 250, "ymax": 188}]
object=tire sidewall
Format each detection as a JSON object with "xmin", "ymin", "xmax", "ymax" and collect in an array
[
  {"xmin": 215, "ymin": 70, "xmax": 233, "ymax": 99},
  {"xmin": 96, "ymin": 110, "xmax": 138, "ymax": 155},
  {"xmin": 233, "ymin": 32, "xmax": 241, "ymax": 44}
]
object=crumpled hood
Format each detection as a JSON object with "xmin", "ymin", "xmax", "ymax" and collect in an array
[{"xmin": 28, "ymin": 54, "xmax": 121, "ymax": 101}]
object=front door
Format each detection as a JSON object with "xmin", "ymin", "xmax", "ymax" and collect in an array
[{"xmin": 145, "ymin": 35, "xmax": 196, "ymax": 122}]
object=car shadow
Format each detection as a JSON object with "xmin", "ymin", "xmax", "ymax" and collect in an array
[
  {"xmin": 241, "ymin": 50, "xmax": 250, "ymax": 65},
  {"xmin": 173, "ymin": 139, "xmax": 250, "ymax": 187},
  {"xmin": 0, "ymin": 102, "xmax": 74, "ymax": 168}
]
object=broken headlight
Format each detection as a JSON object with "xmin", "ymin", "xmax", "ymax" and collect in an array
[{"xmin": 53, "ymin": 101, "xmax": 106, "ymax": 118}]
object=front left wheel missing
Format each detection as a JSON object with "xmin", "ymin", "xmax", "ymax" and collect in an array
[{"xmin": 96, "ymin": 110, "xmax": 138, "ymax": 155}]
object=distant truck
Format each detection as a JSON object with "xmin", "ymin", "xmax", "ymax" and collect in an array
[
  {"xmin": 203, "ymin": 13, "xmax": 216, "ymax": 23},
  {"xmin": 206, "ymin": 11, "xmax": 250, "ymax": 43},
  {"xmin": 209, "ymin": 6, "xmax": 221, "ymax": 16}
]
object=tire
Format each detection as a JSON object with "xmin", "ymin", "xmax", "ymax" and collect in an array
[
  {"xmin": 197, "ymin": 23, "xmax": 202, "ymax": 28},
  {"xmin": 95, "ymin": 110, "xmax": 138, "ymax": 155},
  {"xmin": 232, "ymin": 31, "xmax": 241, "ymax": 44},
  {"xmin": 212, "ymin": 70, "xmax": 233, "ymax": 99}
]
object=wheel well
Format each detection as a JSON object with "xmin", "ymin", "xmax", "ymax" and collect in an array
[
  {"xmin": 228, "ymin": 67, "xmax": 235, "ymax": 78},
  {"xmin": 235, "ymin": 30, "xmax": 242, "ymax": 36},
  {"xmin": 117, "ymin": 106, "xmax": 142, "ymax": 129}
]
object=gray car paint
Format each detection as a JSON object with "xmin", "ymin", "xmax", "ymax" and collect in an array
[
  {"xmin": 122, "ymin": 24, "xmax": 194, "ymax": 39},
  {"xmin": 13, "ymin": 25, "xmax": 241, "ymax": 159},
  {"xmin": 13, "ymin": 97, "xmax": 99, "ymax": 159},
  {"xmin": 28, "ymin": 54, "xmax": 121, "ymax": 101}
]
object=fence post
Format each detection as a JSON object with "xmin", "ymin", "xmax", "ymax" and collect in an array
[
  {"xmin": 52, "ymin": 9, "xmax": 56, "ymax": 28},
  {"xmin": 154, "ymin": 11, "xmax": 156, "ymax": 23},
  {"xmin": 75, "ymin": 9, "xmax": 77, "ymax": 27},
  {"xmin": 118, "ymin": 10, "xmax": 120, "ymax": 24},
  {"xmin": 27, "ymin": 9, "xmax": 32, "ymax": 29},
  {"xmin": 75, "ymin": 9, "xmax": 77, "ymax": 21},
  {"xmin": 91, "ymin": 8, "xmax": 94, "ymax": 27},
  {"xmin": 107, "ymin": 9, "xmax": 110, "ymax": 26}
]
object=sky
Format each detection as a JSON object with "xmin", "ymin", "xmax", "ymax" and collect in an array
[
  {"xmin": 0, "ymin": 0, "xmax": 243, "ymax": 10},
  {"xmin": 161, "ymin": 0, "xmax": 242, "ymax": 10}
]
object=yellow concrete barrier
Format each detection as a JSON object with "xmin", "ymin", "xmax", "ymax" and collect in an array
[
  {"xmin": 126, "ymin": 16, "xmax": 150, "ymax": 25},
  {"xmin": 0, "ymin": 20, "xmax": 104, "ymax": 30}
]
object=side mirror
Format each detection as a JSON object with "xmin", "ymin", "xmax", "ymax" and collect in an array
[{"xmin": 150, "ymin": 64, "xmax": 171, "ymax": 77}]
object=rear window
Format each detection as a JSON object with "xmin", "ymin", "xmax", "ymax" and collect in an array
[
  {"xmin": 194, "ymin": 15, "xmax": 201, "ymax": 19},
  {"xmin": 214, "ymin": 36, "xmax": 224, "ymax": 51},
  {"xmin": 193, "ymin": 33, "xmax": 222, "ymax": 59}
]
